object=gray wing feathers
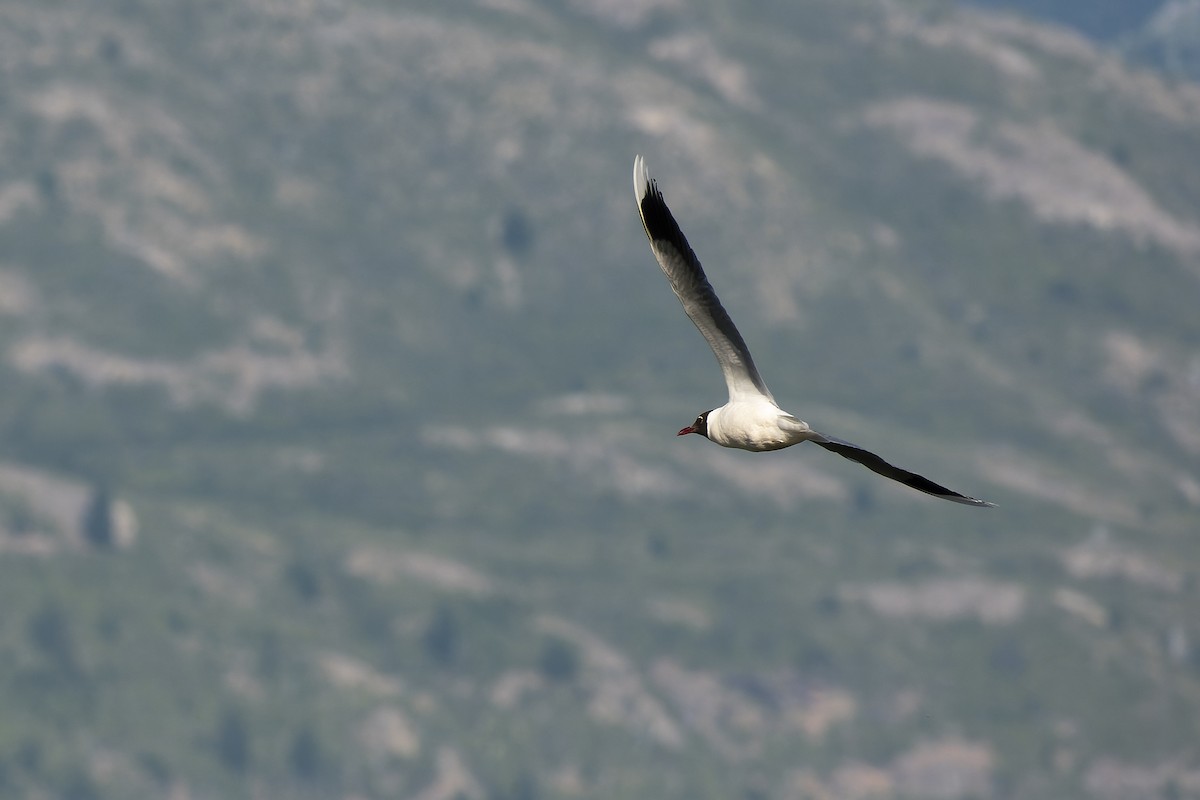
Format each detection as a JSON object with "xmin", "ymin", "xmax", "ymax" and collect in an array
[{"xmin": 633, "ymin": 156, "xmax": 773, "ymax": 402}]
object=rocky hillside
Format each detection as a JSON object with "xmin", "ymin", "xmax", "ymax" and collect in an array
[{"xmin": 0, "ymin": 0, "xmax": 1197, "ymax": 798}]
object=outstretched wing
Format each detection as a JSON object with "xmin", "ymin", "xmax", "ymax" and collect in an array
[
  {"xmin": 634, "ymin": 155, "xmax": 773, "ymax": 403},
  {"xmin": 811, "ymin": 432, "xmax": 994, "ymax": 507}
]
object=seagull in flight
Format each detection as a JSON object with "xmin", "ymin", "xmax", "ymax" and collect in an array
[{"xmin": 633, "ymin": 155, "xmax": 993, "ymax": 507}]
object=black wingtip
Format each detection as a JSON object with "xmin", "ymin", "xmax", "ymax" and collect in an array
[
  {"xmin": 638, "ymin": 179, "xmax": 673, "ymax": 239},
  {"xmin": 943, "ymin": 494, "xmax": 997, "ymax": 508},
  {"xmin": 904, "ymin": 473, "xmax": 994, "ymax": 507},
  {"xmin": 635, "ymin": 167, "xmax": 696, "ymax": 262}
]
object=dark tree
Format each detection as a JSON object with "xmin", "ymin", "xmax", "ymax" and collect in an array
[
  {"xmin": 36, "ymin": 169, "xmax": 59, "ymax": 206},
  {"xmin": 27, "ymin": 602, "xmax": 80, "ymax": 676},
  {"xmin": 495, "ymin": 770, "xmax": 538, "ymax": 800},
  {"xmin": 288, "ymin": 726, "xmax": 322, "ymax": 780},
  {"xmin": 538, "ymin": 636, "xmax": 580, "ymax": 684},
  {"xmin": 500, "ymin": 208, "xmax": 534, "ymax": 256},
  {"xmin": 285, "ymin": 559, "xmax": 322, "ymax": 602},
  {"xmin": 215, "ymin": 707, "xmax": 251, "ymax": 773},
  {"xmin": 423, "ymin": 605, "xmax": 459, "ymax": 665},
  {"xmin": 81, "ymin": 486, "xmax": 114, "ymax": 548}
]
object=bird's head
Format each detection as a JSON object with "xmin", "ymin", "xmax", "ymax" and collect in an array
[{"xmin": 677, "ymin": 410, "xmax": 711, "ymax": 438}]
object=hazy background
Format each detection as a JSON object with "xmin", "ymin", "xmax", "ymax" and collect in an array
[{"xmin": 0, "ymin": 0, "xmax": 1198, "ymax": 797}]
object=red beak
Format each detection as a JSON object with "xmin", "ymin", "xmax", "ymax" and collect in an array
[{"xmin": 677, "ymin": 425, "xmax": 698, "ymax": 436}]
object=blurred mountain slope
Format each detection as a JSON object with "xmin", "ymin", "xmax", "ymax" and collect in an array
[{"xmin": 0, "ymin": 0, "xmax": 1197, "ymax": 797}]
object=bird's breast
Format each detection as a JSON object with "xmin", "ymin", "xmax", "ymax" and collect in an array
[{"xmin": 706, "ymin": 403, "xmax": 808, "ymax": 452}]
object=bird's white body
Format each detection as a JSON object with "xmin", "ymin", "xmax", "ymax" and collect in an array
[
  {"xmin": 706, "ymin": 400, "xmax": 810, "ymax": 452},
  {"xmin": 633, "ymin": 155, "xmax": 993, "ymax": 507}
]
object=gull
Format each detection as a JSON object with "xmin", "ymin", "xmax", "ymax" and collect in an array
[{"xmin": 633, "ymin": 155, "xmax": 993, "ymax": 507}]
